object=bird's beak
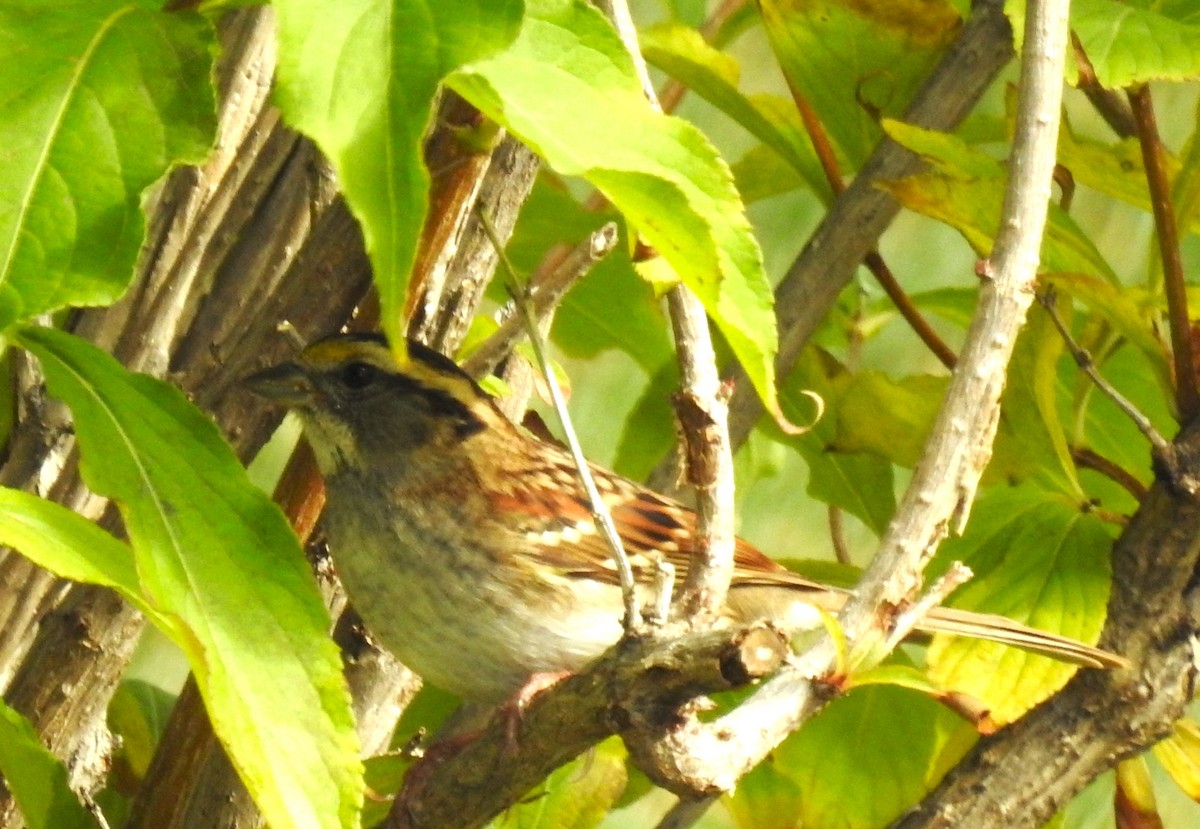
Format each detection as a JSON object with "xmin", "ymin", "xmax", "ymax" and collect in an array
[{"xmin": 243, "ymin": 361, "xmax": 316, "ymax": 407}]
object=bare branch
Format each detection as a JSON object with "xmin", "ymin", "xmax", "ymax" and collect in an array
[
  {"xmin": 627, "ymin": 0, "xmax": 1071, "ymax": 797},
  {"xmin": 461, "ymin": 222, "xmax": 618, "ymax": 379},
  {"xmin": 386, "ymin": 623, "xmax": 790, "ymax": 829},
  {"xmin": 1128, "ymin": 84, "xmax": 1197, "ymax": 421},
  {"xmin": 893, "ymin": 417, "xmax": 1200, "ymax": 828},
  {"xmin": 1038, "ymin": 288, "xmax": 1170, "ymax": 457},
  {"xmin": 847, "ymin": 0, "xmax": 1069, "ymax": 614},
  {"xmin": 598, "ymin": 0, "xmax": 738, "ymax": 624}
]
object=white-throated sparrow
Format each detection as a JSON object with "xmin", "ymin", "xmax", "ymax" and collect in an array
[{"xmin": 246, "ymin": 333, "xmax": 1126, "ymax": 702}]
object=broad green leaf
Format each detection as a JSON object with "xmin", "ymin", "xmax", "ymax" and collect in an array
[
  {"xmin": 847, "ymin": 663, "xmax": 944, "ymax": 696},
  {"xmin": 909, "ymin": 286, "xmax": 978, "ymax": 329},
  {"xmin": 1070, "ymin": 0, "xmax": 1200, "ymax": 88},
  {"xmin": 768, "ymin": 348, "xmax": 896, "ymax": 535},
  {"xmin": 639, "ymin": 22, "xmax": 830, "ymax": 198},
  {"xmin": 495, "ymin": 737, "xmax": 627, "ymax": 829},
  {"xmin": 802, "ymin": 448, "xmax": 895, "ymax": 537},
  {"xmin": 0, "ymin": 1, "xmax": 214, "ymax": 332},
  {"xmin": 758, "ymin": 0, "xmax": 960, "ymax": 167},
  {"xmin": 1044, "ymin": 273, "xmax": 1170, "ymax": 388},
  {"xmin": 16, "ymin": 327, "xmax": 361, "ymax": 829},
  {"xmin": 731, "ymin": 142, "xmax": 808, "ymax": 204},
  {"xmin": 991, "ymin": 304, "xmax": 1082, "ymax": 497},
  {"xmin": 880, "ymin": 120, "xmax": 1120, "ymax": 284},
  {"xmin": 1154, "ymin": 719, "xmax": 1200, "ymax": 801},
  {"xmin": 613, "ymin": 360, "xmax": 677, "ymax": 481},
  {"xmin": 762, "ymin": 685, "xmax": 976, "ymax": 829},
  {"xmin": 0, "ymin": 700, "xmax": 98, "ymax": 829},
  {"xmin": 272, "ymin": 0, "xmax": 523, "ymax": 349},
  {"xmin": 832, "ymin": 372, "xmax": 946, "ymax": 469},
  {"xmin": 927, "ymin": 489, "xmax": 1115, "ymax": 725},
  {"xmin": 725, "ymin": 758, "xmax": 806, "ymax": 829},
  {"xmin": 449, "ymin": 0, "xmax": 786, "ymax": 422},
  {"xmin": 0, "ymin": 487, "xmax": 139, "ymax": 606},
  {"xmin": 1075, "ymin": 345, "xmax": 1168, "ymax": 493},
  {"xmin": 1174, "ymin": 98, "xmax": 1200, "ymax": 234},
  {"xmin": 361, "ymin": 753, "xmax": 411, "ymax": 829},
  {"xmin": 1057, "ymin": 116, "xmax": 1174, "ymax": 220}
]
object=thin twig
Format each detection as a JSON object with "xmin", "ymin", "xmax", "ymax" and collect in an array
[
  {"xmin": 462, "ymin": 222, "xmax": 619, "ymax": 379},
  {"xmin": 883, "ymin": 562, "xmax": 973, "ymax": 653},
  {"xmin": 1072, "ymin": 447, "xmax": 1148, "ymax": 502},
  {"xmin": 654, "ymin": 795, "xmax": 717, "ymax": 829},
  {"xmin": 477, "ymin": 212, "xmax": 642, "ymax": 630},
  {"xmin": 865, "ymin": 251, "xmax": 958, "ymax": 369},
  {"xmin": 828, "ymin": 505, "xmax": 852, "ymax": 565},
  {"xmin": 1071, "ymin": 34, "xmax": 1136, "ymax": 139},
  {"xmin": 598, "ymin": 0, "xmax": 738, "ymax": 623},
  {"xmin": 1038, "ymin": 288, "xmax": 1170, "ymax": 457},
  {"xmin": 1127, "ymin": 84, "xmax": 1197, "ymax": 421}
]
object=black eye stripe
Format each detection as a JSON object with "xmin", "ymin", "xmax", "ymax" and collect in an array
[{"xmin": 372, "ymin": 372, "xmax": 486, "ymax": 439}]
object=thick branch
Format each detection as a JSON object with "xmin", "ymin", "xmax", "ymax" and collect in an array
[
  {"xmin": 847, "ymin": 0, "xmax": 1069, "ymax": 619},
  {"xmin": 387, "ymin": 624, "xmax": 789, "ymax": 829},
  {"xmin": 893, "ymin": 421, "xmax": 1200, "ymax": 828},
  {"xmin": 623, "ymin": 0, "xmax": 1069, "ymax": 797}
]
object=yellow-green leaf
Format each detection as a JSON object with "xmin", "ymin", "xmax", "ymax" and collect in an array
[
  {"xmin": 17, "ymin": 326, "xmax": 361, "ymax": 829},
  {"xmin": 449, "ymin": 0, "xmax": 785, "ymax": 421}
]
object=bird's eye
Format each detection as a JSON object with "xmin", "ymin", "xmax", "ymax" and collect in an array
[{"xmin": 340, "ymin": 361, "xmax": 378, "ymax": 390}]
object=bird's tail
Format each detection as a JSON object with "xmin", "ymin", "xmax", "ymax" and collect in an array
[{"xmin": 917, "ymin": 605, "xmax": 1130, "ymax": 669}]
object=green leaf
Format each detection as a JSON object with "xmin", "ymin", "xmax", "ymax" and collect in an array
[
  {"xmin": 495, "ymin": 737, "xmax": 627, "ymax": 829},
  {"xmin": 361, "ymin": 753, "xmax": 412, "ymax": 829},
  {"xmin": 768, "ymin": 348, "xmax": 896, "ymax": 535},
  {"xmin": 725, "ymin": 758, "xmax": 806, "ymax": 829},
  {"xmin": 1074, "ymin": 344, "xmax": 1168, "ymax": 493},
  {"xmin": 1057, "ymin": 115, "xmax": 1171, "ymax": 219},
  {"xmin": 750, "ymin": 685, "xmax": 976, "ymax": 829},
  {"xmin": 1044, "ymin": 273, "xmax": 1170, "ymax": 389},
  {"xmin": 832, "ymin": 371, "xmax": 946, "ymax": 469},
  {"xmin": 16, "ymin": 327, "xmax": 361, "ymax": 829},
  {"xmin": 639, "ymin": 22, "xmax": 830, "ymax": 198},
  {"xmin": 758, "ymin": 0, "xmax": 961, "ymax": 167},
  {"xmin": 730, "ymin": 143, "xmax": 808, "ymax": 204},
  {"xmin": 507, "ymin": 178, "xmax": 674, "ymax": 373},
  {"xmin": 927, "ymin": 488, "xmax": 1116, "ymax": 725},
  {"xmin": 0, "ymin": 487, "xmax": 140, "ymax": 606},
  {"xmin": 1070, "ymin": 0, "xmax": 1200, "ymax": 88},
  {"xmin": 272, "ymin": 0, "xmax": 523, "ymax": 348},
  {"xmin": 908, "ymin": 286, "xmax": 978, "ymax": 329},
  {"xmin": 990, "ymin": 304, "xmax": 1083, "ymax": 496},
  {"xmin": 449, "ymin": 0, "xmax": 786, "ymax": 422},
  {"xmin": 848, "ymin": 663, "xmax": 945, "ymax": 696},
  {"xmin": 0, "ymin": 699, "xmax": 99, "ymax": 829},
  {"xmin": 879, "ymin": 121, "xmax": 1120, "ymax": 285},
  {"xmin": 613, "ymin": 360, "xmax": 677, "ymax": 481},
  {"xmin": 0, "ymin": 1, "xmax": 215, "ymax": 332}
]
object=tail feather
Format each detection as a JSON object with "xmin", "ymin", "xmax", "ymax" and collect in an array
[{"xmin": 918, "ymin": 606, "xmax": 1130, "ymax": 669}]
